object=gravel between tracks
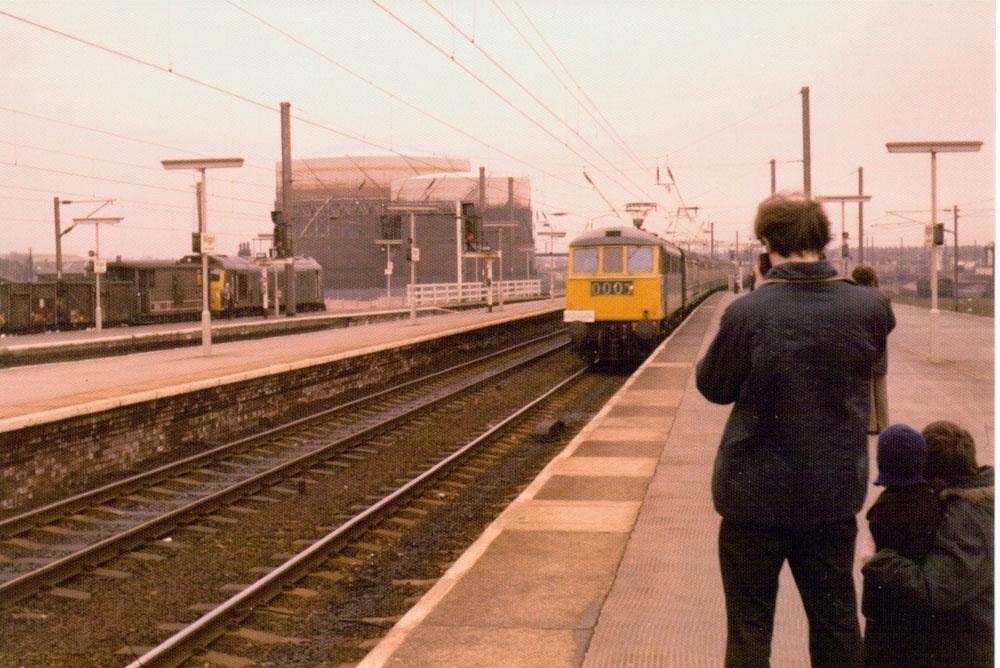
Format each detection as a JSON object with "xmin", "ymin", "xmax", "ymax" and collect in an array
[{"xmin": 1, "ymin": 350, "xmax": 604, "ymax": 668}]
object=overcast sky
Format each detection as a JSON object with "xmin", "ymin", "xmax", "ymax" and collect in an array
[{"xmin": 0, "ymin": 0, "xmax": 994, "ymax": 260}]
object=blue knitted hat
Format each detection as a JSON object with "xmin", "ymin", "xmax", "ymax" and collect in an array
[{"xmin": 875, "ymin": 424, "xmax": 928, "ymax": 487}]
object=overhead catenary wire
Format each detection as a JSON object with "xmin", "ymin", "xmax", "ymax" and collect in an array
[
  {"xmin": 221, "ymin": 0, "xmax": 589, "ymax": 196},
  {"xmin": 0, "ymin": 104, "xmax": 275, "ymax": 175},
  {"xmin": 0, "ymin": 6, "xmax": 589, "ymax": 221},
  {"xmin": 0, "ymin": 160, "xmax": 272, "ymax": 206},
  {"xmin": 370, "ymin": 0, "xmax": 644, "ymax": 203},
  {"xmin": 422, "ymin": 0, "xmax": 647, "ymax": 197},
  {"xmin": 0, "ymin": 139, "xmax": 274, "ymax": 189},
  {"xmin": 0, "ymin": 8, "xmax": 493, "ymax": 182},
  {"xmin": 493, "ymin": 0, "xmax": 648, "ymax": 173},
  {"xmin": 0, "ymin": 7, "xmax": 604, "ymax": 235}
]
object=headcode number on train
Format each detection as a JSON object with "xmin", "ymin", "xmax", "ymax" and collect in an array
[{"xmin": 590, "ymin": 280, "xmax": 634, "ymax": 296}]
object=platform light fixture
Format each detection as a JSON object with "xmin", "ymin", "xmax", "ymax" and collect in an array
[
  {"xmin": 537, "ymin": 212, "xmax": 568, "ymax": 298},
  {"xmin": 885, "ymin": 140, "xmax": 981, "ymax": 362},
  {"xmin": 161, "ymin": 157, "xmax": 244, "ymax": 355}
]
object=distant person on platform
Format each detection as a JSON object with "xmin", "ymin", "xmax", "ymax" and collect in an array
[
  {"xmin": 221, "ymin": 283, "xmax": 234, "ymax": 319},
  {"xmin": 696, "ymin": 191, "xmax": 896, "ymax": 668},
  {"xmin": 852, "ymin": 264, "xmax": 893, "ymax": 433},
  {"xmin": 863, "ymin": 421, "xmax": 994, "ymax": 668}
]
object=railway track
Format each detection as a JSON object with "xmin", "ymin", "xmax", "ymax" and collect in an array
[
  {"xmin": 124, "ymin": 365, "xmax": 594, "ymax": 667},
  {"xmin": 0, "ymin": 331, "xmax": 568, "ymax": 605},
  {"xmin": 1, "ymin": 335, "xmax": 628, "ymax": 667}
]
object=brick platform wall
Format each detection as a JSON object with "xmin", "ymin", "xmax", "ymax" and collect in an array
[{"xmin": 0, "ymin": 314, "xmax": 560, "ymax": 515}]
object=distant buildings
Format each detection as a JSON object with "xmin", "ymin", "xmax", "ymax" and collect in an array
[{"xmin": 279, "ymin": 156, "xmax": 535, "ymax": 294}]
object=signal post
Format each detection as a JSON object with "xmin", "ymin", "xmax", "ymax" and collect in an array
[{"xmin": 386, "ymin": 202, "xmax": 440, "ymax": 322}]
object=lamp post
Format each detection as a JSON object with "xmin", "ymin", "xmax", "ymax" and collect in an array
[
  {"xmin": 161, "ymin": 157, "xmax": 244, "ymax": 356},
  {"xmin": 482, "ymin": 222, "xmax": 517, "ymax": 309},
  {"xmin": 886, "ymin": 140, "xmax": 982, "ymax": 362},
  {"xmin": 814, "ymin": 195, "xmax": 872, "ymax": 275},
  {"xmin": 536, "ymin": 216, "xmax": 567, "ymax": 298},
  {"xmin": 73, "ymin": 217, "xmax": 123, "ymax": 332}
]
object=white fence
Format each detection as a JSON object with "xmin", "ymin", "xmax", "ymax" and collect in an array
[{"xmin": 407, "ymin": 280, "xmax": 542, "ymax": 307}]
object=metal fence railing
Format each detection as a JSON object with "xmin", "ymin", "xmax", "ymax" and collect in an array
[{"xmin": 407, "ymin": 280, "xmax": 542, "ymax": 307}]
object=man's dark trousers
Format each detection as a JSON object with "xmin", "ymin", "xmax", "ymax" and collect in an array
[{"xmin": 719, "ymin": 518, "xmax": 863, "ymax": 667}]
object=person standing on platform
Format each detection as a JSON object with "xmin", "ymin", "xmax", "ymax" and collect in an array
[
  {"xmin": 221, "ymin": 282, "xmax": 234, "ymax": 319},
  {"xmin": 863, "ymin": 421, "xmax": 994, "ymax": 668},
  {"xmin": 695, "ymin": 191, "xmax": 896, "ymax": 668},
  {"xmin": 852, "ymin": 264, "xmax": 892, "ymax": 434}
]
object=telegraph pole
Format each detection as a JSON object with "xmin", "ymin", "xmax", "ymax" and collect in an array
[
  {"xmin": 53, "ymin": 197, "xmax": 63, "ymax": 280},
  {"xmin": 280, "ymin": 101, "xmax": 296, "ymax": 316},
  {"xmin": 858, "ymin": 167, "xmax": 865, "ymax": 263},
  {"xmin": 770, "ymin": 159, "xmax": 776, "ymax": 194},
  {"xmin": 953, "ymin": 205, "xmax": 959, "ymax": 312},
  {"xmin": 801, "ymin": 86, "xmax": 811, "ymax": 197}
]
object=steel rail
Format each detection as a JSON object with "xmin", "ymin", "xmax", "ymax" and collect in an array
[
  {"xmin": 126, "ymin": 366, "xmax": 588, "ymax": 668},
  {"xmin": 0, "ymin": 336, "xmax": 569, "ymax": 605},
  {"xmin": 0, "ymin": 329, "xmax": 565, "ymax": 537}
]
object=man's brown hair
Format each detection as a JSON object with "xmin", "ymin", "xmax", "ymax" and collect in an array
[
  {"xmin": 754, "ymin": 191, "xmax": 831, "ymax": 257},
  {"xmin": 922, "ymin": 420, "xmax": 978, "ymax": 483}
]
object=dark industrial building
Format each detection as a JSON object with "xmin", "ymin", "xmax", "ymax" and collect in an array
[{"xmin": 280, "ymin": 156, "xmax": 535, "ymax": 295}]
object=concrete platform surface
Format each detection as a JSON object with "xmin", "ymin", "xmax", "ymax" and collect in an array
[
  {"xmin": 0, "ymin": 299, "xmax": 561, "ymax": 432},
  {"xmin": 359, "ymin": 293, "xmax": 993, "ymax": 667}
]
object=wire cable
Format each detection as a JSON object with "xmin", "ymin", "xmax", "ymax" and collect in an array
[
  {"xmin": 221, "ymin": 0, "xmax": 589, "ymax": 195},
  {"xmin": 500, "ymin": 0, "xmax": 648, "ymax": 175},
  {"xmin": 0, "ymin": 139, "xmax": 273, "ymax": 188},
  {"xmin": 0, "ymin": 8, "xmax": 481, "ymax": 178},
  {"xmin": 0, "ymin": 104, "xmax": 274, "ymax": 174},
  {"xmin": 510, "ymin": 0, "xmax": 647, "ymax": 172},
  {"xmin": 422, "ymin": 0, "xmax": 647, "ymax": 196},
  {"xmin": 371, "ymin": 0, "xmax": 642, "ymax": 201},
  {"xmin": 0, "ymin": 160, "xmax": 272, "ymax": 205}
]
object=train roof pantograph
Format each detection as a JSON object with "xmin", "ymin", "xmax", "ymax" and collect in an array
[{"xmin": 569, "ymin": 226, "xmax": 682, "ymax": 255}]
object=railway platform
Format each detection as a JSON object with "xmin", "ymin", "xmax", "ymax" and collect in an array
[
  {"xmin": 0, "ymin": 298, "xmax": 561, "ymax": 431},
  {"xmin": 0, "ymin": 298, "xmax": 563, "ymax": 514},
  {"xmin": 358, "ymin": 291, "xmax": 993, "ymax": 667},
  {"xmin": 0, "ymin": 297, "xmax": 544, "ymax": 367}
]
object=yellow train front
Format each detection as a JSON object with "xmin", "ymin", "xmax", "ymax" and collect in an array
[{"xmin": 563, "ymin": 226, "xmax": 729, "ymax": 362}]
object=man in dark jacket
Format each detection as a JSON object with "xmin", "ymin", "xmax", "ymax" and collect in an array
[
  {"xmin": 696, "ymin": 192, "xmax": 895, "ymax": 668},
  {"xmin": 862, "ymin": 421, "xmax": 994, "ymax": 668}
]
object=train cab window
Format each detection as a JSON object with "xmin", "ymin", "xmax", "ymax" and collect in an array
[
  {"xmin": 626, "ymin": 246, "xmax": 653, "ymax": 273},
  {"xmin": 572, "ymin": 247, "xmax": 598, "ymax": 273},
  {"xmin": 602, "ymin": 246, "xmax": 624, "ymax": 273}
]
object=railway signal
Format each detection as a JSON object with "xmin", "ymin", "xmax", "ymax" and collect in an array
[
  {"xmin": 461, "ymin": 202, "xmax": 480, "ymax": 252},
  {"xmin": 271, "ymin": 210, "xmax": 289, "ymax": 259}
]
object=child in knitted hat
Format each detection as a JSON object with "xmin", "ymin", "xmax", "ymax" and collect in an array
[
  {"xmin": 862, "ymin": 424, "xmax": 944, "ymax": 667},
  {"xmin": 864, "ymin": 422, "xmax": 994, "ymax": 667}
]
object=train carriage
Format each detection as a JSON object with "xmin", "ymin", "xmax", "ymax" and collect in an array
[
  {"xmin": 1, "ymin": 254, "xmax": 325, "ymax": 333},
  {"xmin": 106, "ymin": 259, "xmax": 200, "ymax": 321}
]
